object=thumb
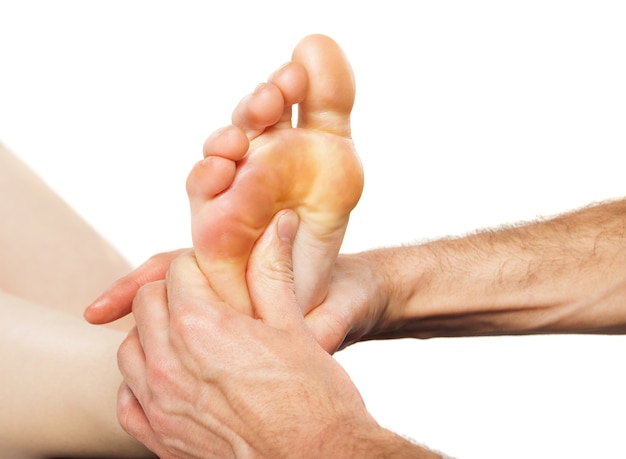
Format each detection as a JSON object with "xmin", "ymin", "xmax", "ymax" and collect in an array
[{"xmin": 247, "ymin": 209, "xmax": 302, "ymax": 329}]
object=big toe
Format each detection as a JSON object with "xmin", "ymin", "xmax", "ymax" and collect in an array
[{"xmin": 292, "ymin": 34, "xmax": 355, "ymax": 137}]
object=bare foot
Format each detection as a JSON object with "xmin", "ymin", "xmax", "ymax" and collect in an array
[{"xmin": 186, "ymin": 34, "xmax": 363, "ymax": 315}]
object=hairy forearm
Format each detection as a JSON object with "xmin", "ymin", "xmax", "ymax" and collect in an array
[
  {"xmin": 368, "ymin": 199, "xmax": 626, "ymax": 339},
  {"xmin": 343, "ymin": 433, "xmax": 443, "ymax": 458},
  {"xmin": 314, "ymin": 419, "xmax": 444, "ymax": 459}
]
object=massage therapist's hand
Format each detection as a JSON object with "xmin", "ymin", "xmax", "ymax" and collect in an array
[
  {"xmin": 86, "ymin": 247, "xmax": 388, "ymax": 355},
  {"xmin": 116, "ymin": 211, "xmax": 391, "ymax": 459},
  {"xmin": 85, "ymin": 248, "xmax": 189, "ymax": 325}
]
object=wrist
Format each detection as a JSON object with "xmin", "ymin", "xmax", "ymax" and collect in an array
[{"xmin": 357, "ymin": 245, "xmax": 440, "ymax": 340}]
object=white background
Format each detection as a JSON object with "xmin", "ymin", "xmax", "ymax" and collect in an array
[{"xmin": 1, "ymin": 1, "xmax": 625, "ymax": 457}]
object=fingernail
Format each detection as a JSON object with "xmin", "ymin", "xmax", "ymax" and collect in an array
[
  {"xmin": 86, "ymin": 295, "xmax": 105, "ymax": 311},
  {"xmin": 277, "ymin": 210, "xmax": 299, "ymax": 244}
]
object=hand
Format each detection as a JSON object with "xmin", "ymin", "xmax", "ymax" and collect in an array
[
  {"xmin": 116, "ymin": 211, "xmax": 384, "ymax": 458},
  {"xmin": 303, "ymin": 251, "xmax": 388, "ymax": 353},
  {"xmin": 86, "ymin": 246, "xmax": 389, "ymax": 354},
  {"xmin": 84, "ymin": 248, "xmax": 189, "ymax": 325}
]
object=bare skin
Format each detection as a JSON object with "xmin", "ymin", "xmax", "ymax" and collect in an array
[
  {"xmin": 87, "ymin": 196, "xmax": 626, "ymax": 352},
  {"xmin": 0, "ymin": 145, "xmax": 134, "ymax": 332},
  {"xmin": 186, "ymin": 34, "xmax": 363, "ymax": 315},
  {"xmin": 84, "ymin": 32, "xmax": 626, "ymax": 457},
  {"xmin": 0, "ymin": 143, "xmax": 150, "ymax": 457},
  {"xmin": 117, "ymin": 212, "xmax": 442, "ymax": 458},
  {"xmin": 359, "ymin": 198, "xmax": 626, "ymax": 341},
  {"xmin": 83, "ymin": 33, "xmax": 626, "ymax": 349},
  {"xmin": 87, "ymin": 35, "xmax": 363, "ymax": 323}
]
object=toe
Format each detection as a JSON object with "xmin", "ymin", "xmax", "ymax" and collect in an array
[
  {"xmin": 186, "ymin": 155, "xmax": 237, "ymax": 202},
  {"xmin": 291, "ymin": 34, "xmax": 355, "ymax": 137},
  {"xmin": 231, "ymin": 82, "xmax": 285, "ymax": 140},
  {"xmin": 203, "ymin": 125, "xmax": 249, "ymax": 161},
  {"xmin": 267, "ymin": 62, "xmax": 308, "ymax": 129},
  {"xmin": 268, "ymin": 62, "xmax": 308, "ymax": 106}
]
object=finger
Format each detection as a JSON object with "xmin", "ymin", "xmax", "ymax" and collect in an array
[
  {"xmin": 131, "ymin": 280, "xmax": 171, "ymax": 362},
  {"xmin": 247, "ymin": 210, "xmax": 303, "ymax": 330},
  {"xmin": 304, "ymin": 305, "xmax": 349, "ymax": 354},
  {"xmin": 84, "ymin": 248, "xmax": 190, "ymax": 324},
  {"xmin": 117, "ymin": 381, "xmax": 161, "ymax": 457},
  {"xmin": 165, "ymin": 252, "xmax": 238, "ymax": 353},
  {"xmin": 117, "ymin": 327, "xmax": 150, "ymax": 412},
  {"xmin": 165, "ymin": 251, "xmax": 230, "ymax": 317}
]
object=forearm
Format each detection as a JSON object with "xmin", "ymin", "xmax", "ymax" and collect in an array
[
  {"xmin": 0, "ymin": 292, "xmax": 152, "ymax": 458},
  {"xmin": 316, "ymin": 421, "xmax": 444, "ymax": 458},
  {"xmin": 368, "ymin": 199, "xmax": 626, "ymax": 339}
]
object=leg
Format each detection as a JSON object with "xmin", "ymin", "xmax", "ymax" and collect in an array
[
  {"xmin": 0, "ymin": 291, "xmax": 150, "ymax": 457},
  {"xmin": 0, "ymin": 145, "xmax": 149, "ymax": 456},
  {"xmin": 0, "ymin": 143, "xmax": 134, "ymax": 331},
  {"xmin": 187, "ymin": 34, "xmax": 363, "ymax": 314}
]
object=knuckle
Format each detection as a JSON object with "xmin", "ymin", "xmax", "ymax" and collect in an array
[
  {"xmin": 146, "ymin": 358, "xmax": 176, "ymax": 388},
  {"xmin": 116, "ymin": 331, "xmax": 136, "ymax": 370},
  {"xmin": 116, "ymin": 399, "xmax": 130, "ymax": 431},
  {"xmin": 265, "ymin": 258, "xmax": 295, "ymax": 283},
  {"xmin": 132, "ymin": 280, "xmax": 165, "ymax": 310}
]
